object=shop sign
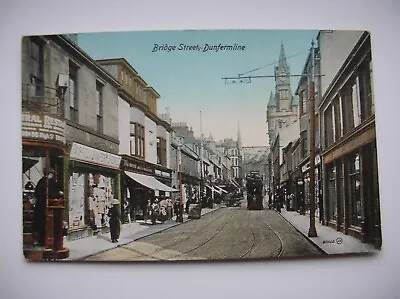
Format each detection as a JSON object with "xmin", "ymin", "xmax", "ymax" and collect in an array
[
  {"xmin": 21, "ymin": 112, "xmax": 65, "ymax": 144},
  {"xmin": 70, "ymin": 142, "xmax": 121, "ymax": 169},
  {"xmin": 123, "ymin": 159, "xmax": 153, "ymax": 174},
  {"xmin": 323, "ymin": 127, "xmax": 375, "ymax": 164},
  {"xmin": 301, "ymin": 155, "xmax": 321, "ymax": 173},
  {"xmin": 155, "ymin": 169, "xmax": 171, "ymax": 179}
]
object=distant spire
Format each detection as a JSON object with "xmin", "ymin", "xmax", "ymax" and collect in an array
[
  {"xmin": 237, "ymin": 121, "xmax": 242, "ymax": 148},
  {"xmin": 267, "ymin": 91, "xmax": 276, "ymax": 107}
]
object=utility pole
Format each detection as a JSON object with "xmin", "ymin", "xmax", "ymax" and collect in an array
[
  {"xmin": 178, "ymin": 137, "xmax": 183, "ymax": 222},
  {"xmin": 308, "ymin": 39, "xmax": 317, "ymax": 237}
]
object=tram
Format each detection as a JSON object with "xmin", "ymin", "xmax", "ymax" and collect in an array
[{"xmin": 246, "ymin": 171, "xmax": 264, "ymax": 210}]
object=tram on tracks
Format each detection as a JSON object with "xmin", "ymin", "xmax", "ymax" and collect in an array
[{"xmin": 246, "ymin": 171, "xmax": 264, "ymax": 210}]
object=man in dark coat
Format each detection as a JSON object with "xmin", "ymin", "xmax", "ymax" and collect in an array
[
  {"xmin": 108, "ymin": 199, "xmax": 121, "ymax": 243},
  {"xmin": 34, "ymin": 168, "xmax": 63, "ymax": 247}
]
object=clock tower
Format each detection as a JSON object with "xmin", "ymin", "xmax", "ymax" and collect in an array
[{"xmin": 266, "ymin": 43, "xmax": 299, "ymax": 146}]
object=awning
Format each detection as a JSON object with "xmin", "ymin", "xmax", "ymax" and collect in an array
[
  {"xmin": 125, "ymin": 171, "xmax": 178, "ymax": 192},
  {"xmin": 230, "ymin": 179, "xmax": 240, "ymax": 189},
  {"xmin": 215, "ymin": 186, "xmax": 228, "ymax": 194},
  {"xmin": 205, "ymin": 184, "xmax": 221, "ymax": 194},
  {"xmin": 22, "ymin": 157, "xmax": 39, "ymax": 173}
]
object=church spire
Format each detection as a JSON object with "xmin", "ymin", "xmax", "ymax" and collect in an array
[{"xmin": 237, "ymin": 121, "xmax": 242, "ymax": 148}]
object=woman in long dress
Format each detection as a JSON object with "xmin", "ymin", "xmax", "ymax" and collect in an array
[{"xmin": 108, "ymin": 199, "xmax": 121, "ymax": 243}]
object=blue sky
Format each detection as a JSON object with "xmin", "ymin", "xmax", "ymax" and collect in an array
[{"xmin": 78, "ymin": 29, "xmax": 318, "ymax": 146}]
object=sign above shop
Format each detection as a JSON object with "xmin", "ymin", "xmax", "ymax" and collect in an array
[
  {"xmin": 123, "ymin": 159, "xmax": 153, "ymax": 174},
  {"xmin": 301, "ymin": 155, "xmax": 321, "ymax": 173},
  {"xmin": 70, "ymin": 142, "xmax": 121, "ymax": 170},
  {"xmin": 22, "ymin": 112, "xmax": 65, "ymax": 144},
  {"xmin": 155, "ymin": 169, "xmax": 172, "ymax": 179}
]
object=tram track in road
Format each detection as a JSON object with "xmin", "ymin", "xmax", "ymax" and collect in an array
[
  {"xmin": 260, "ymin": 210, "xmax": 284, "ymax": 258},
  {"xmin": 164, "ymin": 208, "xmax": 242, "ymax": 260},
  {"xmin": 106, "ymin": 207, "xmax": 240, "ymax": 261},
  {"xmin": 88, "ymin": 208, "xmax": 239, "ymax": 262},
  {"xmin": 239, "ymin": 211, "xmax": 256, "ymax": 258},
  {"xmin": 137, "ymin": 207, "xmax": 238, "ymax": 251}
]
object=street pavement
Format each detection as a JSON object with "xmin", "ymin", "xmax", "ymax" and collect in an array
[
  {"xmin": 63, "ymin": 205, "xmax": 221, "ymax": 261},
  {"xmin": 278, "ymin": 208, "xmax": 379, "ymax": 255},
  {"xmin": 62, "ymin": 203, "xmax": 379, "ymax": 261}
]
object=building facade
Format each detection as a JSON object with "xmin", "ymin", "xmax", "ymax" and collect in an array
[
  {"xmin": 319, "ymin": 31, "xmax": 381, "ymax": 247},
  {"xmin": 22, "ymin": 34, "xmax": 123, "ymax": 245},
  {"xmin": 96, "ymin": 58, "xmax": 175, "ymax": 222}
]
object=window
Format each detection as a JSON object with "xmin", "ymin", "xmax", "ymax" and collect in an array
[
  {"xmin": 327, "ymin": 164, "xmax": 337, "ymax": 221},
  {"xmin": 30, "ymin": 38, "xmax": 44, "ymax": 98},
  {"xmin": 342, "ymin": 86, "xmax": 354, "ymax": 134},
  {"xmin": 324, "ymin": 106, "xmax": 334, "ymax": 147},
  {"xmin": 359, "ymin": 59, "xmax": 374, "ymax": 120},
  {"xmin": 157, "ymin": 137, "xmax": 162, "ymax": 165},
  {"xmin": 69, "ymin": 62, "xmax": 79, "ymax": 122},
  {"xmin": 279, "ymin": 89, "xmax": 289, "ymax": 100},
  {"xmin": 333, "ymin": 96, "xmax": 342, "ymax": 141},
  {"xmin": 300, "ymin": 90, "xmax": 307, "ymax": 115},
  {"xmin": 96, "ymin": 82, "xmax": 103, "ymax": 133},
  {"xmin": 130, "ymin": 123, "xmax": 145, "ymax": 158},
  {"xmin": 351, "ymin": 77, "xmax": 361, "ymax": 127},
  {"xmin": 301, "ymin": 130, "xmax": 308, "ymax": 158},
  {"xmin": 348, "ymin": 152, "xmax": 362, "ymax": 227}
]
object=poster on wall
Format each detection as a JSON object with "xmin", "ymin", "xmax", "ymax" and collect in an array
[
  {"xmin": 89, "ymin": 173, "xmax": 114, "ymax": 229},
  {"xmin": 68, "ymin": 173, "xmax": 85, "ymax": 228}
]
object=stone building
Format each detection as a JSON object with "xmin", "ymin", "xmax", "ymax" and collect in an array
[
  {"xmin": 318, "ymin": 31, "xmax": 381, "ymax": 248},
  {"xmin": 95, "ymin": 58, "xmax": 176, "ymax": 222},
  {"xmin": 22, "ymin": 34, "xmax": 123, "ymax": 244}
]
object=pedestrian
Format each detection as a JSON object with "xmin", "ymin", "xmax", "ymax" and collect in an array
[
  {"xmin": 166, "ymin": 197, "xmax": 173, "ymax": 220},
  {"xmin": 174, "ymin": 200, "xmax": 180, "ymax": 222},
  {"xmin": 33, "ymin": 168, "xmax": 63, "ymax": 247},
  {"xmin": 108, "ymin": 199, "xmax": 121, "ymax": 243},
  {"xmin": 150, "ymin": 200, "xmax": 159, "ymax": 225}
]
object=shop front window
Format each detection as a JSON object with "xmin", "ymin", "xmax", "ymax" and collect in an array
[
  {"xmin": 349, "ymin": 153, "xmax": 362, "ymax": 227},
  {"xmin": 327, "ymin": 164, "xmax": 337, "ymax": 221}
]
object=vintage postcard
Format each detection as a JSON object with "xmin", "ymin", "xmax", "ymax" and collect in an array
[{"xmin": 21, "ymin": 29, "xmax": 382, "ymax": 262}]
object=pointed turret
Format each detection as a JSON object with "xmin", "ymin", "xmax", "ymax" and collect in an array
[
  {"xmin": 278, "ymin": 42, "xmax": 289, "ymax": 72},
  {"xmin": 267, "ymin": 91, "xmax": 276, "ymax": 107}
]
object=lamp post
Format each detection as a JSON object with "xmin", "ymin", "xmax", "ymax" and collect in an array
[
  {"xmin": 298, "ymin": 179, "xmax": 304, "ymax": 215},
  {"xmin": 308, "ymin": 39, "xmax": 317, "ymax": 237}
]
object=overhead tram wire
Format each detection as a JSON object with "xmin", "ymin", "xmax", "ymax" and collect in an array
[
  {"xmin": 238, "ymin": 49, "xmax": 308, "ymax": 77},
  {"xmin": 222, "ymin": 49, "xmax": 310, "ymax": 84}
]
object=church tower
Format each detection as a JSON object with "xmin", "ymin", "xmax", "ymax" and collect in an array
[{"xmin": 266, "ymin": 43, "xmax": 299, "ymax": 146}]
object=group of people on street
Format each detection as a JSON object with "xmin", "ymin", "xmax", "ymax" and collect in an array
[{"xmin": 30, "ymin": 169, "xmax": 187, "ymax": 246}]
